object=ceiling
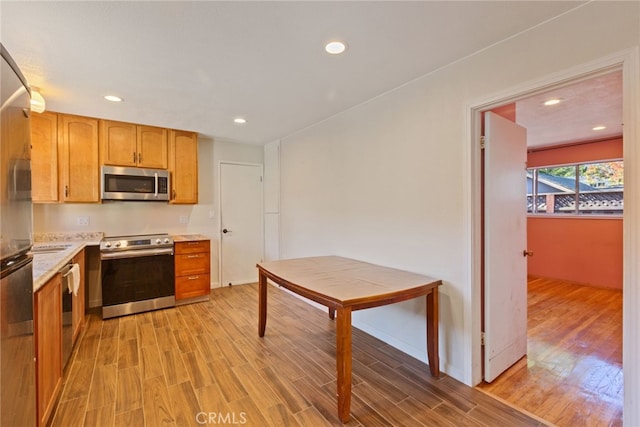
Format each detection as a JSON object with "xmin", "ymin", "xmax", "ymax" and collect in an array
[
  {"xmin": 516, "ymin": 71, "xmax": 622, "ymax": 148},
  {"xmin": 1, "ymin": 1, "xmax": 620, "ymax": 147}
]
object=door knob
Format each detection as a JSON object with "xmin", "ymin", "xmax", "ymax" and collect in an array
[
  {"xmin": 222, "ymin": 228, "xmax": 230, "ymax": 234},
  {"xmin": 523, "ymin": 250, "xmax": 534, "ymax": 257}
]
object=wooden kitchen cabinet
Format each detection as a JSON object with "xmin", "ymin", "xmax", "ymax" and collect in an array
[
  {"xmin": 71, "ymin": 249, "xmax": 85, "ymax": 343},
  {"xmin": 100, "ymin": 120, "xmax": 168, "ymax": 169},
  {"xmin": 35, "ymin": 274, "xmax": 63, "ymax": 427},
  {"xmin": 169, "ymin": 130, "xmax": 198, "ymax": 204},
  {"xmin": 31, "ymin": 112, "xmax": 197, "ymax": 204},
  {"xmin": 99, "ymin": 120, "xmax": 137, "ymax": 166},
  {"xmin": 137, "ymin": 125, "xmax": 168, "ymax": 168},
  {"xmin": 58, "ymin": 114, "xmax": 100, "ymax": 202},
  {"xmin": 31, "ymin": 111, "xmax": 59, "ymax": 202},
  {"xmin": 175, "ymin": 239, "xmax": 210, "ymax": 302}
]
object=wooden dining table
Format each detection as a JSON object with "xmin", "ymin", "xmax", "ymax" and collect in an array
[{"xmin": 256, "ymin": 256, "xmax": 442, "ymax": 423}]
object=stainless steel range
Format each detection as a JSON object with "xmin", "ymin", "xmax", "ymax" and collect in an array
[{"xmin": 100, "ymin": 233, "xmax": 175, "ymax": 319}]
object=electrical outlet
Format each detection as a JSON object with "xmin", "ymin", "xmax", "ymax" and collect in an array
[
  {"xmin": 77, "ymin": 216, "xmax": 90, "ymax": 226},
  {"xmin": 179, "ymin": 215, "xmax": 189, "ymax": 224}
]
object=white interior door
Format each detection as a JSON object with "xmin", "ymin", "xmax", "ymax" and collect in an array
[
  {"xmin": 220, "ymin": 162, "xmax": 263, "ymax": 286},
  {"xmin": 484, "ymin": 112, "xmax": 528, "ymax": 382}
]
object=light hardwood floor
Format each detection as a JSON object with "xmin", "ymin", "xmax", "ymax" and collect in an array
[
  {"xmin": 478, "ymin": 277, "xmax": 623, "ymax": 427},
  {"xmin": 51, "ymin": 283, "xmax": 545, "ymax": 426}
]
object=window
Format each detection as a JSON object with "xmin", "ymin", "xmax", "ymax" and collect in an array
[{"xmin": 527, "ymin": 160, "xmax": 623, "ymax": 215}]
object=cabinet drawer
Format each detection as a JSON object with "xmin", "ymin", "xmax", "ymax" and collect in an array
[
  {"xmin": 175, "ymin": 253, "xmax": 209, "ymax": 276},
  {"xmin": 175, "ymin": 240, "xmax": 210, "ymax": 254},
  {"xmin": 175, "ymin": 274, "xmax": 210, "ymax": 300}
]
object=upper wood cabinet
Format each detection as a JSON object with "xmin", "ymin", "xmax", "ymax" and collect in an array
[
  {"xmin": 99, "ymin": 120, "xmax": 136, "ymax": 166},
  {"xmin": 138, "ymin": 125, "xmax": 168, "ymax": 168},
  {"xmin": 31, "ymin": 112, "xmax": 59, "ymax": 202},
  {"xmin": 58, "ymin": 114, "xmax": 100, "ymax": 203},
  {"xmin": 169, "ymin": 130, "xmax": 198, "ymax": 204},
  {"xmin": 30, "ymin": 112, "xmax": 198, "ymax": 204},
  {"xmin": 100, "ymin": 120, "xmax": 168, "ymax": 169}
]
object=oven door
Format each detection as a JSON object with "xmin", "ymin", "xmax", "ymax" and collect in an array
[{"xmin": 101, "ymin": 248, "xmax": 175, "ymax": 319}]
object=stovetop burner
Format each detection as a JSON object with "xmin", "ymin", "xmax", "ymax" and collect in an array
[{"xmin": 100, "ymin": 233, "xmax": 173, "ymax": 251}]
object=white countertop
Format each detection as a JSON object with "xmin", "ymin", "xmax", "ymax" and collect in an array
[{"xmin": 32, "ymin": 240, "xmax": 98, "ymax": 292}]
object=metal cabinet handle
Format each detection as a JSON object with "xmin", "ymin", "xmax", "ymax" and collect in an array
[
  {"xmin": 133, "ymin": 152, "xmax": 136, "ymax": 163},
  {"xmin": 523, "ymin": 250, "xmax": 534, "ymax": 257}
]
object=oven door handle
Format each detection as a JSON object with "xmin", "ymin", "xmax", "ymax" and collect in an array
[{"xmin": 101, "ymin": 247, "xmax": 174, "ymax": 260}]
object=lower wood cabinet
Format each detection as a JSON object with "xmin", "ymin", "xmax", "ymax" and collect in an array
[
  {"xmin": 175, "ymin": 240, "xmax": 210, "ymax": 302},
  {"xmin": 35, "ymin": 274, "xmax": 63, "ymax": 427},
  {"xmin": 34, "ymin": 248, "xmax": 85, "ymax": 427}
]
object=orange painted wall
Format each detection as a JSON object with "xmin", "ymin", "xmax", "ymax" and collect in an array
[
  {"xmin": 527, "ymin": 138, "xmax": 623, "ymax": 289},
  {"xmin": 528, "ymin": 137, "xmax": 622, "ymax": 167},
  {"xmin": 527, "ymin": 217, "xmax": 622, "ymax": 288}
]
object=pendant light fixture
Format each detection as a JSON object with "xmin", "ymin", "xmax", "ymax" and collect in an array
[{"xmin": 30, "ymin": 87, "xmax": 46, "ymax": 113}]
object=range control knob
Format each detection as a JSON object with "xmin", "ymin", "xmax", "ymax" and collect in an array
[
  {"xmin": 115, "ymin": 242, "xmax": 121, "ymax": 248},
  {"xmin": 163, "ymin": 238, "xmax": 170, "ymax": 244},
  {"xmin": 155, "ymin": 238, "xmax": 162, "ymax": 244},
  {"xmin": 104, "ymin": 242, "xmax": 111, "ymax": 248}
]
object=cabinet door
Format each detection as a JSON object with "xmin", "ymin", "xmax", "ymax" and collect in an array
[
  {"xmin": 35, "ymin": 274, "xmax": 63, "ymax": 427},
  {"xmin": 175, "ymin": 240, "xmax": 210, "ymax": 255},
  {"xmin": 31, "ymin": 112, "xmax": 59, "ymax": 202},
  {"xmin": 58, "ymin": 114, "xmax": 100, "ymax": 202},
  {"xmin": 169, "ymin": 130, "xmax": 198, "ymax": 204},
  {"xmin": 175, "ymin": 274, "xmax": 210, "ymax": 300},
  {"xmin": 71, "ymin": 249, "xmax": 85, "ymax": 343},
  {"xmin": 137, "ymin": 125, "xmax": 168, "ymax": 169},
  {"xmin": 100, "ymin": 120, "xmax": 137, "ymax": 166},
  {"xmin": 176, "ymin": 253, "xmax": 210, "ymax": 276}
]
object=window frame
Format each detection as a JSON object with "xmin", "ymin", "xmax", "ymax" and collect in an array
[{"xmin": 527, "ymin": 158, "xmax": 623, "ymax": 218}]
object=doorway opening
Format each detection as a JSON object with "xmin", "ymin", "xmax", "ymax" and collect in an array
[{"xmin": 474, "ymin": 67, "xmax": 624, "ymax": 426}]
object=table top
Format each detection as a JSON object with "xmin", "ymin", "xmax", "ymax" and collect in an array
[{"xmin": 257, "ymin": 256, "xmax": 441, "ymax": 310}]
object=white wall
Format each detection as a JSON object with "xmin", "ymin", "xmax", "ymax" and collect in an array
[
  {"xmin": 276, "ymin": 1, "xmax": 640, "ymax": 387},
  {"xmin": 34, "ymin": 136, "xmax": 263, "ymax": 296},
  {"xmin": 263, "ymin": 140, "xmax": 281, "ymax": 261}
]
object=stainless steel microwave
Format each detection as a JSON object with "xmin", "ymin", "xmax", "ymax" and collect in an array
[{"xmin": 101, "ymin": 165, "xmax": 170, "ymax": 201}]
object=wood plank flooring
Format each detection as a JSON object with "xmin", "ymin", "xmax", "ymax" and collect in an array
[
  {"xmin": 478, "ymin": 277, "xmax": 623, "ymax": 427},
  {"xmin": 52, "ymin": 283, "xmax": 546, "ymax": 426}
]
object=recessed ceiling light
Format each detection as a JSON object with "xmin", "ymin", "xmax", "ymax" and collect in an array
[
  {"xmin": 233, "ymin": 117, "xmax": 247, "ymax": 124},
  {"xmin": 543, "ymin": 99, "xmax": 561, "ymax": 106},
  {"xmin": 592, "ymin": 125, "xmax": 607, "ymax": 131},
  {"xmin": 104, "ymin": 95, "xmax": 123, "ymax": 102},
  {"xmin": 325, "ymin": 41, "xmax": 347, "ymax": 55}
]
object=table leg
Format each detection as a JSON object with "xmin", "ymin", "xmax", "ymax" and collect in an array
[
  {"xmin": 426, "ymin": 287, "xmax": 440, "ymax": 377},
  {"xmin": 328, "ymin": 308, "xmax": 335, "ymax": 320},
  {"xmin": 258, "ymin": 271, "xmax": 267, "ymax": 337},
  {"xmin": 336, "ymin": 306, "xmax": 352, "ymax": 423}
]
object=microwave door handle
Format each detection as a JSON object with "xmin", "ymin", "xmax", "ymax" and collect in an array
[{"xmin": 154, "ymin": 173, "xmax": 158, "ymax": 198}]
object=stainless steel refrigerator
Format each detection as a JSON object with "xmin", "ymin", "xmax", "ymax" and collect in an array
[{"xmin": 0, "ymin": 43, "xmax": 35, "ymax": 426}]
